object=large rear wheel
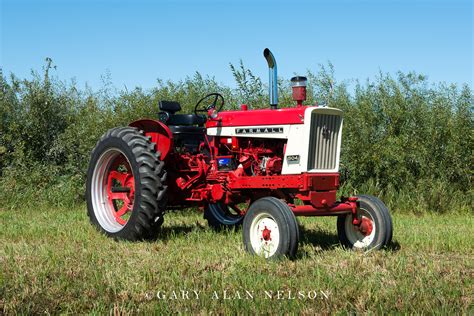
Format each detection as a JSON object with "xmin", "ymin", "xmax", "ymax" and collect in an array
[{"xmin": 86, "ymin": 127, "xmax": 167, "ymax": 240}]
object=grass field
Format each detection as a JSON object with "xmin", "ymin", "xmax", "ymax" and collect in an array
[{"xmin": 1, "ymin": 205, "xmax": 473, "ymax": 314}]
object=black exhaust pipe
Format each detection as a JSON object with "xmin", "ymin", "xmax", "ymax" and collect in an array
[{"xmin": 263, "ymin": 48, "xmax": 278, "ymax": 109}]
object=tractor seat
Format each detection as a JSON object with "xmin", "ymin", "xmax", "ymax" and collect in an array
[
  {"xmin": 159, "ymin": 100, "xmax": 182, "ymax": 114},
  {"xmin": 159, "ymin": 100, "xmax": 206, "ymax": 132}
]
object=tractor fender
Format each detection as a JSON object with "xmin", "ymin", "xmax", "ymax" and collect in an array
[{"xmin": 129, "ymin": 119, "xmax": 173, "ymax": 160}]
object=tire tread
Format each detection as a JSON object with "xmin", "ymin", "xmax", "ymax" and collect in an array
[{"xmin": 86, "ymin": 127, "xmax": 167, "ymax": 240}]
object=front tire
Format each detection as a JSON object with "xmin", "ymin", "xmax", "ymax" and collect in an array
[
  {"xmin": 86, "ymin": 127, "xmax": 167, "ymax": 240},
  {"xmin": 337, "ymin": 194, "xmax": 392, "ymax": 250},
  {"xmin": 242, "ymin": 197, "xmax": 299, "ymax": 259}
]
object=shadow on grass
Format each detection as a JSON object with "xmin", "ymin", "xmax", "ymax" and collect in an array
[
  {"xmin": 385, "ymin": 240, "xmax": 401, "ymax": 252},
  {"xmin": 299, "ymin": 226, "xmax": 340, "ymax": 250},
  {"xmin": 145, "ymin": 221, "xmax": 401, "ymax": 256},
  {"xmin": 296, "ymin": 225, "xmax": 401, "ymax": 258},
  {"xmin": 141, "ymin": 224, "xmax": 207, "ymax": 243}
]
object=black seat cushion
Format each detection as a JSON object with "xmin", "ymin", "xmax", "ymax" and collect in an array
[
  {"xmin": 167, "ymin": 114, "xmax": 207, "ymax": 126},
  {"xmin": 169, "ymin": 126, "xmax": 206, "ymax": 134},
  {"xmin": 159, "ymin": 100, "xmax": 181, "ymax": 114}
]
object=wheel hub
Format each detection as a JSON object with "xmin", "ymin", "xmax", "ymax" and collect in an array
[
  {"xmin": 344, "ymin": 209, "xmax": 376, "ymax": 249},
  {"xmin": 358, "ymin": 216, "xmax": 373, "ymax": 236},
  {"xmin": 107, "ymin": 167, "xmax": 135, "ymax": 226},
  {"xmin": 262, "ymin": 226, "xmax": 272, "ymax": 241},
  {"xmin": 249, "ymin": 214, "xmax": 280, "ymax": 258}
]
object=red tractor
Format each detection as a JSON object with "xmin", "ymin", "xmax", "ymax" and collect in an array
[{"xmin": 86, "ymin": 49, "xmax": 392, "ymax": 259}]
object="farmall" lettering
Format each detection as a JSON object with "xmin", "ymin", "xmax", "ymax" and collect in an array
[{"xmin": 235, "ymin": 127, "xmax": 284, "ymax": 134}]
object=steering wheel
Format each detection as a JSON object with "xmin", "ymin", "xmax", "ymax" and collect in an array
[{"xmin": 194, "ymin": 93, "xmax": 225, "ymax": 117}]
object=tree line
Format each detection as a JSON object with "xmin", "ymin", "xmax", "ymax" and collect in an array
[{"xmin": 0, "ymin": 60, "xmax": 472, "ymax": 212}]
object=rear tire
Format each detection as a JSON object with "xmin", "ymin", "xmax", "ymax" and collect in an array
[
  {"xmin": 337, "ymin": 195, "xmax": 392, "ymax": 250},
  {"xmin": 242, "ymin": 197, "xmax": 299, "ymax": 259},
  {"xmin": 86, "ymin": 127, "xmax": 167, "ymax": 240}
]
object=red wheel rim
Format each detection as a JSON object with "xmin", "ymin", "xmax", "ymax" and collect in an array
[
  {"xmin": 106, "ymin": 155, "xmax": 135, "ymax": 226},
  {"xmin": 90, "ymin": 148, "xmax": 138, "ymax": 232}
]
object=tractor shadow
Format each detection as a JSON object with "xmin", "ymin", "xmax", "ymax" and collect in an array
[
  {"xmin": 296, "ymin": 225, "xmax": 401, "ymax": 257},
  {"xmin": 298, "ymin": 225, "xmax": 340, "ymax": 252},
  {"xmin": 147, "ymin": 221, "xmax": 401, "ymax": 254},
  {"xmin": 151, "ymin": 223, "xmax": 207, "ymax": 242},
  {"xmin": 385, "ymin": 240, "xmax": 401, "ymax": 252}
]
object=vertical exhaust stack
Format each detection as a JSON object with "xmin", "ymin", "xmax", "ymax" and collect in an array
[{"xmin": 263, "ymin": 48, "xmax": 278, "ymax": 109}]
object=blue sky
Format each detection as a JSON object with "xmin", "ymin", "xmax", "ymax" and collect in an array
[{"xmin": 1, "ymin": 0, "xmax": 473, "ymax": 90}]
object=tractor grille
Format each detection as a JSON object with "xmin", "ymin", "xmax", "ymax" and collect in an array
[{"xmin": 307, "ymin": 113, "xmax": 342, "ymax": 170}]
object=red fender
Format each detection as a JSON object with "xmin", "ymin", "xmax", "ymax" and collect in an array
[{"xmin": 129, "ymin": 119, "xmax": 173, "ymax": 160}]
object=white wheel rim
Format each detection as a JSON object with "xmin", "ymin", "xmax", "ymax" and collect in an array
[
  {"xmin": 344, "ymin": 208, "xmax": 376, "ymax": 249},
  {"xmin": 249, "ymin": 213, "xmax": 280, "ymax": 258},
  {"xmin": 90, "ymin": 148, "xmax": 132, "ymax": 233}
]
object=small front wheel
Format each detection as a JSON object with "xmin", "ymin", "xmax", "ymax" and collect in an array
[
  {"xmin": 242, "ymin": 197, "xmax": 299, "ymax": 259},
  {"xmin": 337, "ymin": 194, "xmax": 392, "ymax": 250}
]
